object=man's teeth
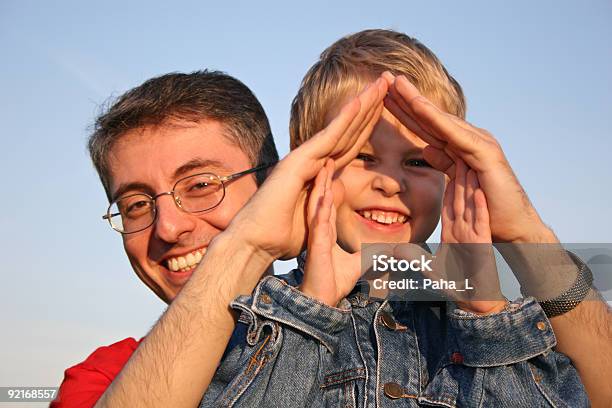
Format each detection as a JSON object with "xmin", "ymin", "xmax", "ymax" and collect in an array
[
  {"xmin": 167, "ymin": 247, "xmax": 207, "ymax": 272},
  {"xmin": 360, "ymin": 210, "xmax": 407, "ymax": 225}
]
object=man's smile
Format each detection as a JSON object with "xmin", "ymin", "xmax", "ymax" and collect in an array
[{"xmin": 164, "ymin": 246, "xmax": 208, "ymax": 273}]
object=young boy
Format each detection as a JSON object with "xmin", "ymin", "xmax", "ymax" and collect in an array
[{"xmin": 199, "ymin": 30, "xmax": 588, "ymax": 407}]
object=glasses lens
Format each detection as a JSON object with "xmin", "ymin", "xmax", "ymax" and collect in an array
[
  {"xmin": 108, "ymin": 193, "xmax": 155, "ymax": 233},
  {"xmin": 175, "ymin": 173, "xmax": 224, "ymax": 212}
]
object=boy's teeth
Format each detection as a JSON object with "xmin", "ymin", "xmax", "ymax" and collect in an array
[
  {"xmin": 360, "ymin": 209, "xmax": 407, "ymax": 225},
  {"xmin": 166, "ymin": 247, "xmax": 207, "ymax": 272}
]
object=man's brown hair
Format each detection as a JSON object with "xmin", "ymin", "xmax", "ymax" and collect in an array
[
  {"xmin": 290, "ymin": 29, "xmax": 466, "ymax": 149},
  {"xmin": 89, "ymin": 70, "xmax": 278, "ymax": 200}
]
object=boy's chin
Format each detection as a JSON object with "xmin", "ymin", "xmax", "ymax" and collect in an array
[{"xmin": 339, "ymin": 235, "xmax": 412, "ymax": 254}]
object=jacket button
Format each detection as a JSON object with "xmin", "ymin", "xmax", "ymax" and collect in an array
[
  {"xmin": 536, "ymin": 321, "xmax": 547, "ymax": 331},
  {"xmin": 260, "ymin": 294, "xmax": 272, "ymax": 304},
  {"xmin": 383, "ymin": 382, "xmax": 404, "ymax": 399},
  {"xmin": 450, "ymin": 352, "xmax": 464, "ymax": 364},
  {"xmin": 379, "ymin": 311, "xmax": 397, "ymax": 330}
]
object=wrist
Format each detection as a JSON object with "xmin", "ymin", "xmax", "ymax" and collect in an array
[
  {"xmin": 507, "ymin": 224, "xmax": 558, "ymax": 244},
  {"xmin": 298, "ymin": 283, "xmax": 340, "ymax": 308},
  {"xmin": 203, "ymin": 230, "xmax": 274, "ymax": 297},
  {"xmin": 220, "ymin": 223, "xmax": 277, "ymax": 265},
  {"xmin": 456, "ymin": 300, "xmax": 508, "ymax": 315}
]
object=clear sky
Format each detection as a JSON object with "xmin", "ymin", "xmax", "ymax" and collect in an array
[{"xmin": 0, "ymin": 0, "xmax": 610, "ymax": 397}]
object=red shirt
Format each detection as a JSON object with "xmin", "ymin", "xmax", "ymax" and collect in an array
[{"xmin": 51, "ymin": 337, "xmax": 141, "ymax": 408}]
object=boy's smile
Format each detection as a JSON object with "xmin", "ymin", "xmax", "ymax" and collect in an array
[{"xmin": 332, "ymin": 108, "xmax": 446, "ymax": 253}]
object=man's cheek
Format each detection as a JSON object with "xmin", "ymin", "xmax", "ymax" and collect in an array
[{"xmin": 122, "ymin": 234, "xmax": 149, "ymax": 262}]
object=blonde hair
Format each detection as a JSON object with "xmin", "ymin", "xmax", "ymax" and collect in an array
[{"xmin": 290, "ymin": 29, "xmax": 466, "ymax": 149}]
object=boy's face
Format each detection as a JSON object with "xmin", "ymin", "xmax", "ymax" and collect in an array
[{"xmin": 328, "ymin": 104, "xmax": 446, "ymax": 253}]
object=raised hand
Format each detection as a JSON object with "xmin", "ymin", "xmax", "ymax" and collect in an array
[
  {"xmin": 226, "ymin": 77, "xmax": 388, "ymax": 261},
  {"xmin": 382, "ymin": 72, "xmax": 556, "ymax": 244},
  {"xmin": 300, "ymin": 160, "xmax": 362, "ymax": 307},
  {"xmin": 438, "ymin": 157, "xmax": 506, "ymax": 314}
]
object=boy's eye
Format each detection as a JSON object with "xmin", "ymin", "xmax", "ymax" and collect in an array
[
  {"xmin": 356, "ymin": 153, "xmax": 375, "ymax": 162},
  {"xmin": 404, "ymin": 158, "xmax": 432, "ymax": 168}
]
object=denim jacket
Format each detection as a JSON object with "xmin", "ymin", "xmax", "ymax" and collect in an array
[{"xmin": 200, "ymin": 265, "xmax": 588, "ymax": 407}]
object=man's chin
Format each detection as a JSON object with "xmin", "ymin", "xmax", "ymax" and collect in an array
[{"xmin": 161, "ymin": 265, "xmax": 196, "ymax": 291}]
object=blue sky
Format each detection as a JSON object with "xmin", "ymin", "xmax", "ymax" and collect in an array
[{"xmin": 0, "ymin": 0, "xmax": 610, "ymax": 395}]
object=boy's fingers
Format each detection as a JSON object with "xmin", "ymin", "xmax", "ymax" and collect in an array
[
  {"xmin": 307, "ymin": 166, "xmax": 328, "ymax": 227},
  {"xmin": 293, "ymin": 97, "xmax": 360, "ymax": 182},
  {"xmin": 474, "ymin": 188, "xmax": 491, "ymax": 235},
  {"xmin": 384, "ymin": 96, "xmax": 445, "ymax": 149},
  {"xmin": 333, "ymin": 80, "xmax": 387, "ymax": 167},
  {"xmin": 336, "ymin": 102, "xmax": 384, "ymax": 169},
  {"xmin": 423, "ymin": 145, "xmax": 455, "ymax": 177},
  {"xmin": 381, "ymin": 70, "xmax": 395, "ymax": 86},
  {"xmin": 464, "ymin": 169, "xmax": 477, "ymax": 224},
  {"xmin": 297, "ymin": 77, "xmax": 380, "ymax": 180},
  {"xmin": 388, "ymin": 76, "xmax": 439, "ymax": 136},
  {"xmin": 386, "ymin": 79, "xmax": 447, "ymax": 149},
  {"xmin": 337, "ymin": 78, "xmax": 386, "ymax": 147},
  {"xmin": 394, "ymin": 76, "xmax": 481, "ymax": 154},
  {"xmin": 317, "ymin": 183, "xmax": 332, "ymax": 230},
  {"xmin": 453, "ymin": 158, "xmax": 467, "ymax": 219},
  {"xmin": 442, "ymin": 180, "xmax": 455, "ymax": 223},
  {"xmin": 303, "ymin": 78, "xmax": 383, "ymax": 164}
]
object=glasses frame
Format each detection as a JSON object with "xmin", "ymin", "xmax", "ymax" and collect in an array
[{"xmin": 103, "ymin": 162, "xmax": 276, "ymax": 234}]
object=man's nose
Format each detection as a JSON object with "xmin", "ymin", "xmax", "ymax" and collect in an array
[
  {"xmin": 372, "ymin": 170, "xmax": 406, "ymax": 196},
  {"xmin": 152, "ymin": 194, "xmax": 196, "ymax": 243}
]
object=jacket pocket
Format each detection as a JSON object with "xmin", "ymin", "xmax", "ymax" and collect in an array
[{"xmin": 320, "ymin": 367, "xmax": 366, "ymax": 408}]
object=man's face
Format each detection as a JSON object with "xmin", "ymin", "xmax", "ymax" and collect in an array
[
  {"xmin": 107, "ymin": 119, "xmax": 258, "ymax": 303},
  {"xmin": 332, "ymin": 107, "xmax": 447, "ymax": 253}
]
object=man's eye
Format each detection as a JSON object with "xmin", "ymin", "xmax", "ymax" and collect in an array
[
  {"xmin": 356, "ymin": 153, "xmax": 374, "ymax": 162},
  {"xmin": 189, "ymin": 182, "xmax": 210, "ymax": 191},
  {"xmin": 126, "ymin": 200, "xmax": 151, "ymax": 216},
  {"xmin": 405, "ymin": 159, "xmax": 432, "ymax": 168}
]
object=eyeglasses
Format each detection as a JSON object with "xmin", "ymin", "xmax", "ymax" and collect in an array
[{"xmin": 103, "ymin": 162, "xmax": 276, "ymax": 234}]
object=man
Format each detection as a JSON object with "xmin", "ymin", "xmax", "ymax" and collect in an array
[{"xmin": 52, "ymin": 69, "xmax": 389, "ymax": 407}]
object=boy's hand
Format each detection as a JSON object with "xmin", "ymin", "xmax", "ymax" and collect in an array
[
  {"xmin": 382, "ymin": 73, "xmax": 556, "ymax": 244},
  {"xmin": 300, "ymin": 160, "xmax": 362, "ymax": 307},
  {"xmin": 226, "ymin": 77, "xmax": 388, "ymax": 262},
  {"xmin": 438, "ymin": 157, "xmax": 506, "ymax": 314}
]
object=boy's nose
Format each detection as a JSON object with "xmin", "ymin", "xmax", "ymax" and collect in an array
[
  {"xmin": 372, "ymin": 172, "xmax": 406, "ymax": 196},
  {"xmin": 152, "ymin": 195, "xmax": 197, "ymax": 243}
]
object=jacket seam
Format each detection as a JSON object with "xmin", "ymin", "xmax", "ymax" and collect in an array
[
  {"xmin": 528, "ymin": 364, "xmax": 562, "ymax": 408},
  {"xmin": 350, "ymin": 313, "xmax": 369, "ymax": 408}
]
